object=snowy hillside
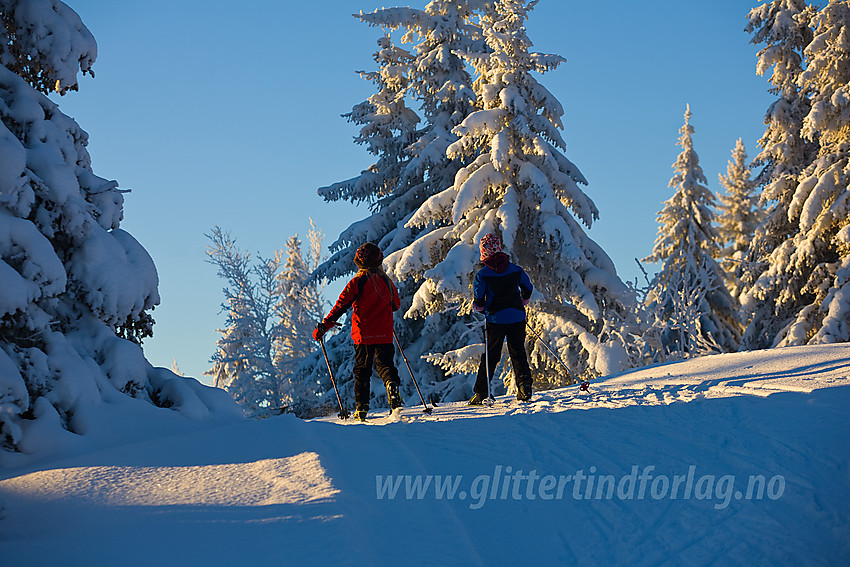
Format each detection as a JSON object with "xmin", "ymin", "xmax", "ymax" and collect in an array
[{"xmin": 1, "ymin": 344, "xmax": 848, "ymax": 566}]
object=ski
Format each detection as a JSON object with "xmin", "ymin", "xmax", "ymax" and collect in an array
[
  {"xmin": 387, "ymin": 407, "xmax": 405, "ymax": 422},
  {"xmin": 352, "ymin": 407, "xmax": 429, "ymax": 424},
  {"xmin": 509, "ymin": 398, "xmax": 547, "ymax": 406}
]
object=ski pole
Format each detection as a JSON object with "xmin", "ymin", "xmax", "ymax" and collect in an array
[
  {"xmin": 525, "ymin": 322, "xmax": 590, "ymax": 392},
  {"xmin": 393, "ymin": 331, "xmax": 433, "ymax": 414},
  {"xmin": 320, "ymin": 337, "xmax": 350, "ymax": 419},
  {"xmin": 481, "ymin": 314, "xmax": 494, "ymax": 406}
]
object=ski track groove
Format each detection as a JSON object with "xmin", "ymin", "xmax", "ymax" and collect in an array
[
  {"xmin": 281, "ymin": 421, "xmax": 381, "ymax": 561},
  {"xmin": 509, "ymin": 410, "xmax": 645, "ymax": 562},
  {"xmin": 369, "ymin": 412, "xmax": 487, "ymax": 567},
  {"xmin": 663, "ymin": 503, "xmax": 755, "ymax": 567}
]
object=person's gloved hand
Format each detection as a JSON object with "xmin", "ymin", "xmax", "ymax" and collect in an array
[
  {"xmin": 522, "ymin": 297, "xmax": 530, "ymax": 306},
  {"xmin": 313, "ymin": 321, "xmax": 338, "ymax": 341},
  {"xmin": 472, "ymin": 303, "xmax": 484, "ymax": 313}
]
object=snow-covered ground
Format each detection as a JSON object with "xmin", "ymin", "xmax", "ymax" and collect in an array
[{"xmin": 1, "ymin": 344, "xmax": 848, "ymax": 566}]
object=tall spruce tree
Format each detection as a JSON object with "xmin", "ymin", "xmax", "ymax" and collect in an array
[
  {"xmin": 643, "ymin": 106, "xmax": 741, "ymax": 357},
  {"xmin": 277, "ymin": 222, "xmax": 327, "ymax": 381},
  {"xmin": 716, "ymin": 138, "xmax": 761, "ymax": 300},
  {"xmin": 754, "ymin": 0, "xmax": 850, "ymax": 344},
  {"xmin": 741, "ymin": 0, "xmax": 819, "ymax": 348},
  {"xmin": 315, "ymin": 34, "xmax": 419, "ymax": 282},
  {"xmin": 387, "ymin": 0, "xmax": 636, "ymax": 389},
  {"xmin": 742, "ymin": 0, "xmax": 849, "ymax": 347},
  {"xmin": 357, "ymin": 1, "xmax": 488, "ymax": 204},
  {"xmin": 355, "ymin": 1, "xmax": 494, "ymax": 402},
  {"xmin": 305, "ymin": 34, "xmax": 421, "ymax": 410},
  {"xmin": 308, "ymin": 2, "xmax": 490, "ymax": 406}
]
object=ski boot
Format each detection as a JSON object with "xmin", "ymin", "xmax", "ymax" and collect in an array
[
  {"xmin": 516, "ymin": 382, "xmax": 532, "ymax": 402},
  {"xmin": 354, "ymin": 404, "xmax": 368, "ymax": 422},
  {"xmin": 468, "ymin": 392, "xmax": 486, "ymax": 406},
  {"xmin": 386, "ymin": 383, "xmax": 402, "ymax": 410}
]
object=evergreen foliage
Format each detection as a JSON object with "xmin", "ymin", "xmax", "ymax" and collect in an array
[
  {"xmin": 742, "ymin": 0, "xmax": 850, "ymax": 347},
  {"xmin": 715, "ymin": 139, "xmax": 762, "ymax": 300},
  {"xmin": 741, "ymin": 0, "xmax": 819, "ymax": 348}
]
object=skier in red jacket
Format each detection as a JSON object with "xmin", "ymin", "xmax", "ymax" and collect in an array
[{"xmin": 313, "ymin": 242, "xmax": 402, "ymax": 421}]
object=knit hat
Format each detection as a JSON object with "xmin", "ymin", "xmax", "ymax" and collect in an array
[
  {"xmin": 354, "ymin": 242, "xmax": 383, "ymax": 269},
  {"xmin": 479, "ymin": 233, "xmax": 503, "ymax": 260}
]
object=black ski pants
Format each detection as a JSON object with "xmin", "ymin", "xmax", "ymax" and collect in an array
[
  {"xmin": 353, "ymin": 343, "xmax": 400, "ymax": 409},
  {"xmin": 474, "ymin": 320, "xmax": 532, "ymax": 395}
]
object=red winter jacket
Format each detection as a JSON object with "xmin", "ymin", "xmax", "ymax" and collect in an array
[{"xmin": 325, "ymin": 269, "xmax": 400, "ymax": 344}]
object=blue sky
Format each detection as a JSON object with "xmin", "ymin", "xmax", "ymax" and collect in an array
[{"xmin": 53, "ymin": 1, "xmax": 774, "ymax": 383}]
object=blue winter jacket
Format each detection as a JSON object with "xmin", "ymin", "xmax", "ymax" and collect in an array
[{"xmin": 473, "ymin": 252, "xmax": 533, "ymax": 324}]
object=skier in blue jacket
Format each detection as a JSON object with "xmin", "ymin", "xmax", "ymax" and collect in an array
[{"xmin": 469, "ymin": 233, "xmax": 535, "ymax": 404}]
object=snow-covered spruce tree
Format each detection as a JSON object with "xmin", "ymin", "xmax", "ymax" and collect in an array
[
  {"xmin": 205, "ymin": 227, "xmax": 325, "ymax": 416},
  {"xmin": 715, "ymin": 138, "xmax": 761, "ymax": 300},
  {"xmin": 353, "ymin": 1, "xmax": 495, "ymax": 403},
  {"xmin": 740, "ymin": 0, "xmax": 818, "ymax": 348},
  {"xmin": 275, "ymin": 222, "xmax": 333, "ymax": 414},
  {"xmin": 388, "ymin": 0, "xmax": 636, "ymax": 391},
  {"xmin": 356, "ymin": 0, "xmax": 488, "ymax": 205},
  {"xmin": 643, "ymin": 106, "xmax": 741, "ymax": 358},
  {"xmin": 637, "ymin": 257, "xmax": 730, "ymax": 363},
  {"xmin": 206, "ymin": 228, "xmax": 286, "ymax": 414},
  {"xmin": 303, "ymin": 34, "xmax": 421, "ymax": 411},
  {"xmin": 745, "ymin": 0, "xmax": 850, "ymax": 346},
  {"xmin": 0, "ymin": 0, "xmax": 238, "ymax": 459},
  {"xmin": 277, "ymin": 221, "xmax": 327, "ymax": 377},
  {"xmin": 308, "ymin": 4, "xmax": 490, "ymax": 408},
  {"xmin": 315, "ymin": 34, "xmax": 419, "ymax": 283}
]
